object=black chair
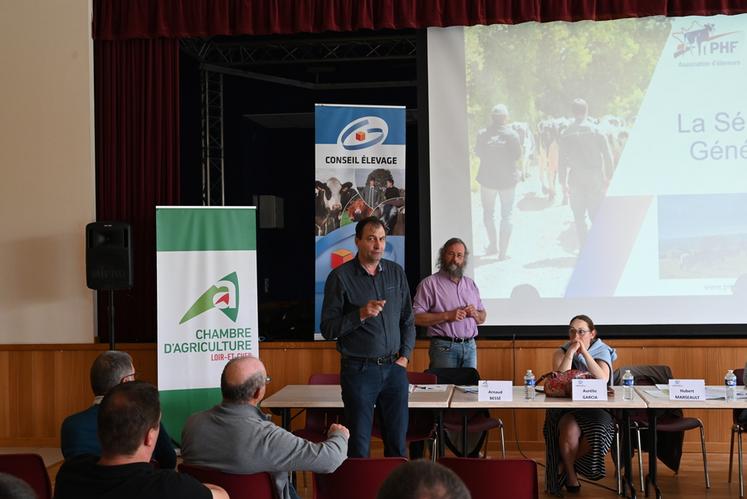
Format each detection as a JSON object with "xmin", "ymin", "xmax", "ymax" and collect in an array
[
  {"xmin": 614, "ymin": 365, "xmax": 710, "ymax": 492},
  {"xmin": 426, "ymin": 367, "xmax": 505, "ymax": 457},
  {"xmin": 728, "ymin": 367, "xmax": 746, "ymax": 498}
]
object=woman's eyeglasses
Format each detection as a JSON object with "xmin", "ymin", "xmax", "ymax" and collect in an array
[{"xmin": 568, "ymin": 327, "xmax": 590, "ymax": 336}]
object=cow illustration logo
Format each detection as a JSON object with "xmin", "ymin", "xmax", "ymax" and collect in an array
[
  {"xmin": 179, "ymin": 272, "xmax": 239, "ymax": 324},
  {"xmin": 338, "ymin": 116, "xmax": 389, "ymax": 151},
  {"xmin": 672, "ymin": 21, "xmax": 741, "ymax": 58}
]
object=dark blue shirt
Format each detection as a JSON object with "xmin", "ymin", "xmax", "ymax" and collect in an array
[
  {"xmin": 320, "ymin": 257, "xmax": 415, "ymax": 359},
  {"xmin": 60, "ymin": 404, "xmax": 177, "ymax": 469}
]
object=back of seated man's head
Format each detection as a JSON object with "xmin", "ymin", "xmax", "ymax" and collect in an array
[
  {"xmin": 377, "ymin": 460, "xmax": 471, "ymax": 499},
  {"xmin": 0, "ymin": 472, "xmax": 37, "ymax": 499},
  {"xmin": 220, "ymin": 356, "xmax": 267, "ymax": 404},
  {"xmin": 98, "ymin": 381, "xmax": 160, "ymax": 457},
  {"xmin": 90, "ymin": 350, "xmax": 134, "ymax": 397}
]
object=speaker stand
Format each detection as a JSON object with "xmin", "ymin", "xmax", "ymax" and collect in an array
[{"xmin": 108, "ymin": 290, "xmax": 116, "ymax": 350}]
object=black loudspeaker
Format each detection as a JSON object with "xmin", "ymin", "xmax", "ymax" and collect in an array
[{"xmin": 86, "ymin": 222, "xmax": 133, "ymax": 290}]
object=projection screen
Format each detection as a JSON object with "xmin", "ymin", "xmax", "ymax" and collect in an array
[{"xmin": 427, "ymin": 15, "xmax": 747, "ymax": 326}]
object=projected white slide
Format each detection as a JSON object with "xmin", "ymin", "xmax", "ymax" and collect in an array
[{"xmin": 427, "ymin": 16, "xmax": 747, "ymax": 326}]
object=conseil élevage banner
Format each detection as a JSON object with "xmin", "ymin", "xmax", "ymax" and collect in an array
[{"xmin": 314, "ymin": 104, "xmax": 406, "ymax": 336}]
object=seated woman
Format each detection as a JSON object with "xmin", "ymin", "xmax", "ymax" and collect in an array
[{"xmin": 543, "ymin": 314, "xmax": 617, "ymax": 495}]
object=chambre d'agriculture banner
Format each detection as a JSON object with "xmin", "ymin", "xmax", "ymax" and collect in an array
[
  {"xmin": 314, "ymin": 104, "xmax": 406, "ymax": 336},
  {"xmin": 156, "ymin": 206, "xmax": 259, "ymax": 440}
]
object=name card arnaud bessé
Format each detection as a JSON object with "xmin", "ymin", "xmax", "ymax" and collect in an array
[
  {"xmin": 669, "ymin": 379, "xmax": 706, "ymax": 401},
  {"xmin": 571, "ymin": 379, "xmax": 608, "ymax": 401},
  {"xmin": 478, "ymin": 380, "xmax": 513, "ymax": 402}
]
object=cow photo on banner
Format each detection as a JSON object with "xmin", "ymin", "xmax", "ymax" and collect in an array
[
  {"xmin": 156, "ymin": 206, "xmax": 259, "ymax": 440},
  {"xmin": 314, "ymin": 104, "xmax": 406, "ymax": 335}
]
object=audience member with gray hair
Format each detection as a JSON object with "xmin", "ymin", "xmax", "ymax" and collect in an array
[
  {"xmin": 377, "ymin": 460, "xmax": 471, "ymax": 499},
  {"xmin": 60, "ymin": 350, "xmax": 176, "ymax": 468},
  {"xmin": 181, "ymin": 355, "xmax": 350, "ymax": 499},
  {"xmin": 0, "ymin": 472, "xmax": 37, "ymax": 499},
  {"xmin": 90, "ymin": 350, "xmax": 136, "ymax": 396}
]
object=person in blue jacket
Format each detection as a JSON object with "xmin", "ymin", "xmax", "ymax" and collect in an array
[{"xmin": 60, "ymin": 350, "xmax": 176, "ymax": 468}]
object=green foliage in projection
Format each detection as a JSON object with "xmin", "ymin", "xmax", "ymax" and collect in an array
[{"xmin": 465, "ymin": 17, "xmax": 671, "ymax": 166}]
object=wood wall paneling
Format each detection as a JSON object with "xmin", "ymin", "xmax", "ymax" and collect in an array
[{"xmin": 1, "ymin": 339, "xmax": 745, "ymax": 452}]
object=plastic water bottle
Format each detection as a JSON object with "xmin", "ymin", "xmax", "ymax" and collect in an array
[
  {"xmin": 524, "ymin": 370, "xmax": 536, "ymax": 400},
  {"xmin": 725, "ymin": 369, "xmax": 738, "ymax": 402},
  {"xmin": 622, "ymin": 369, "xmax": 634, "ymax": 401}
]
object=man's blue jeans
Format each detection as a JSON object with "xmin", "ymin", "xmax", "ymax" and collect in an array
[
  {"xmin": 428, "ymin": 337, "xmax": 477, "ymax": 369},
  {"xmin": 340, "ymin": 358, "xmax": 409, "ymax": 457}
]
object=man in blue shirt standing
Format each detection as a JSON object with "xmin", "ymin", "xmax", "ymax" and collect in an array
[{"xmin": 320, "ymin": 216, "xmax": 415, "ymax": 457}]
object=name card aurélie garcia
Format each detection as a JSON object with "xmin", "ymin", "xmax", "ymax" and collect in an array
[{"xmin": 571, "ymin": 379, "xmax": 608, "ymax": 401}]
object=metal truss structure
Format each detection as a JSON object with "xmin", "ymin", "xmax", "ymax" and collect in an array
[
  {"xmin": 185, "ymin": 33, "xmax": 417, "ymax": 204},
  {"xmin": 201, "ymin": 70, "xmax": 224, "ymax": 206},
  {"xmin": 181, "ymin": 33, "xmax": 416, "ymax": 69}
]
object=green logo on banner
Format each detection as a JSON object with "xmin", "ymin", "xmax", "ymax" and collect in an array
[{"xmin": 180, "ymin": 272, "xmax": 240, "ymax": 324}]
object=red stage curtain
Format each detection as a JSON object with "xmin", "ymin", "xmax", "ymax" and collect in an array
[
  {"xmin": 94, "ymin": 39, "xmax": 180, "ymax": 342},
  {"xmin": 93, "ymin": 0, "xmax": 747, "ymax": 40}
]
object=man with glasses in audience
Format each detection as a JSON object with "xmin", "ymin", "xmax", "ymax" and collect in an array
[
  {"xmin": 55, "ymin": 381, "xmax": 227, "ymax": 499},
  {"xmin": 0, "ymin": 473, "xmax": 37, "ymax": 499},
  {"xmin": 60, "ymin": 350, "xmax": 177, "ymax": 468},
  {"xmin": 181, "ymin": 355, "xmax": 349, "ymax": 499}
]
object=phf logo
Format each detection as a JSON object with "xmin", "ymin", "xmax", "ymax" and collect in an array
[
  {"xmin": 672, "ymin": 21, "xmax": 741, "ymax": 58},
  {"xmin": 179, "ymin": 272, "xmax": 239, "ymax": 324},
  {"xmin": 338, "ymin": 116, "xmax": 389, "ymax": 151}
]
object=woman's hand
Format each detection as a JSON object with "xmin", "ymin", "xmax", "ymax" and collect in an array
[
  {"xmin": 575, "ymin": 339, "xmax": 589, "ymax": 356},
  {"xmin": 575, "ymin": 341, "xmax": 610, "ymax": 382},
  {"xmin": 566, "ymin": 340, "xmax": 581, "ymax": 357},
  {"xmin": 554, "ymin": 343, "xmax": 576, "ymax": 372}
]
